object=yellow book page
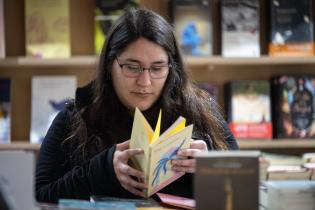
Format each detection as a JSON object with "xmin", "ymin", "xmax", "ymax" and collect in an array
[
  {"xmin": 130, "ymin": 108, "xmax": 152, "ymax": 174},
  {"xmin": 150, "ymin": 110, "xmax": 162, "ymax": 144},
  {"xmin": 163, "ymin": 118, "xmax": 186, "ymax": 139},
  {"xmin": 158, "ymin": 117, "xmax": 186, "ymax": 142}
]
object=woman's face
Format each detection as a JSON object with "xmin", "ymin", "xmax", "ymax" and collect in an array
[{"xmin": 111, "ymin": 38, "xmax": 170, "ymax": 111}]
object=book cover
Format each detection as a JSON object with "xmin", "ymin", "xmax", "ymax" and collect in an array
[
  {"xmin": 130, "ymin": 108, "xmax": 193, "ymax": 197},
  {"xmin": 196, "ymin": 82, "xmax": 219, "ymax": 101},
  {"xmin": 195, "ymin": 151, "xmax": 260, "ymax": 210},
  {"xmin": 94, "ymin": 1, "xmax": 139, "ymax": 55},
  {"xmin": 0, "ymin": 0, "xmax": 5, "ymax": 58},
  {"xmin": 221, "ymin": 0, "xmax": 260, "ymax": 57},
  {"xmin": 269, "ymin": 0, "xmax": 315, "ymax": 56},
  {"xmin": 225, "ymin": 80, "xmax": 272, "ymax": 139},
  {"xmin": 171, "ymin": 0, "xmax": 212, "ymax": 56},
  {"xmin": 0, "ymin": 78, "xmax": 10, "ymax": 143},
  {"xmin": 25, "ymin": 0, "xmax": 71, "ymax": 58},
  {"xmin": 30, "ymin": 76, "xmax": 76, "ymax": 144},
  {"xmin": 271, "ymin": 75, "xmax": 315, "ymax": 138}
]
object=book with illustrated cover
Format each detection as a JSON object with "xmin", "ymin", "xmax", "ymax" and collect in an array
[
  {"xmin": 0, "ymin": 0, "xmax": 5, "ymax": 58},
  {"xmin": 94, "ymin": 0, "xmax": 139, "ymax": 54},
  {"xmin": 0, "ymin": 78, "xmax": 10, "ymax": 143},
  {"xmin": 30, "ymin": 76, "xmax": 76, "ymax": 144},
  {"xmin": 25, "ymin": 0, "xmax": 70, "ymax": 58},
  {"xmin": 271, "ymin": 75, "xmax": 315, "ymax": 138},
  {"xmin": 171, "ymin": 0, "xmax": 212, "ymax": 56},
  {"xmin": 129, "ymin": 108, "xmax": 193, "ymax": 197},
  {"xmin": 195, "ymin": 151, "xmax": 260, "ymax": 210},
  {"xmin": 225, "ymin": 80, "xmax": 272, "ymax": 139},
  {"xmin": 221, "ymin": 0, "xmax": 260, "ymax": 57},
  {"xmin": 269, "ymin": 0, "xmax": 315, "ymax": 56}
]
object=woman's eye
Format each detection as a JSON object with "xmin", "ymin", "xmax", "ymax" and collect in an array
[
  {"xmin": 126, "ymin": 65, "xmax": 140, "ymax": 71},
  {"xmin": 151, "ymin": 66, "xmax": 162, "ymax": 71}
]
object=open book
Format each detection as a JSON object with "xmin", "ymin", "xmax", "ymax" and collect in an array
[{"xmin": 130, "ymin": 108, "xmax": 193, "ymax": 197}]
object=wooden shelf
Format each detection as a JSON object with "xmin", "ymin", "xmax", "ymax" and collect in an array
[
  {"xmin": 185, "ymin": 56, "xmax": 315, "ymax": 68},
  {"xmin": 0, "ymin": 142, "xmax": 40, "ymax": 151},
  {"xmin": 0, "ymin": 56, "xmax": 98, "ymax": 68},
  {"xmin": 1, "ymin": 56, "xmax": 315, "ymax": 68},
  {"xmin": 238, "ymin": 139, "xmax": 315, "ymax": 149}
]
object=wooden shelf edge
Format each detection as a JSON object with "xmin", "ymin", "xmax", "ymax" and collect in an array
[
  {"xmin": 1, "ymin": 56, "xmax": 315, "ymax": 68},
  {"xmin": 0, "ymin": 56, "xmax": 98, "ymax": 67},
  {"xmin": 185, "ymin": 56, "xmax": 315, "ymax": 67},
  {"xmin": 238, "ymin": 139, "xmax": 315, "ymax": 149},
  {"xmin": 0, "ymin": 141, "xmax": 40, "ymax": 151}
]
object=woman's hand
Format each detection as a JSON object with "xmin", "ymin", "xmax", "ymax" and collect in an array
[
  {"xmin": 113, "ymin": 140, "xmax": 147, "ymax": 197},
  {"xmin": 171, "ymin": 139, "xmax": 208, "ymax": 173}
]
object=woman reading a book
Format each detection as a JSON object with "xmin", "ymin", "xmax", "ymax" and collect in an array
[{"xmin": 36, "ymin": 9, "xmax": 238, "ymax": 203}]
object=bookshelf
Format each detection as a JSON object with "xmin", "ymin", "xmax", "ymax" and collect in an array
[{"xmin": 0, "ymin": 0, "xmax": 314, "ymax": 155}]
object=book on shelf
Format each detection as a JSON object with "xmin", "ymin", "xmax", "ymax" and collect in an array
[
  {"xmin": 129, "ymin": 108, "xmax": 193, "ymax": 197},
  {"xmin": 269, "ymin": 0, "xmax": 315, "ymax": 56},
  {"xmin": 265, "ymin": 181, "xmax": 315, "ymax": 210},
  {"xmin": 94, "ymin": 0, "xmax": 139, "ymax": 55},
  {"xmin": 196, "ymin": 82, "xmax": 219, "ymax": 102},
  {"xmin": 260, "ymin": 152, "xmax": 315, "ymax": 181},
  {"xmin": 25, "ymin": 0, "xmax": 71, "ymax": 58},
  {"xmin": 0, "ymin": 78, "xmax": 10, "ymax": 143},
  {"xmin": 30, "ymin": 76, "xmax": 76, "ymax": 144},
  {"xmin": 170, "ymin": 0, "xmax": 212, "ymax": 56},
  {"xmin": 0, "ymin": 0, "xmax": 5, "ymax": 58},
  {"xmin": 221, "ymin": 0, "xmax": 260, "ymax": 57},
  {"xmin": 195, "ymin": 151, "xmax": 260, "ymax": 210},
  {"xmin": 271, "ymin": 75, "xmax": 315, "ymax": 138},
  {"xmin": 225, "ymin": 80, "xmax": 272, "ymax": 139}
]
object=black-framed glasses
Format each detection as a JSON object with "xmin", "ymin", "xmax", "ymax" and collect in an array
[{"xmin": 116, "ymin": 58, "xmax": 171, "ymax": 79}]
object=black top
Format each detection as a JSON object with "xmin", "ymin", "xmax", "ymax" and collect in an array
[{"xmin": 35, "ymin": 84, "xmax": 239, "ymax": 203}]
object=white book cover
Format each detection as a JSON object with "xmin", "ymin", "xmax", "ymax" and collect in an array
[
  {"xmin": 0, "ymin": 78, "xmax": 10, "ymax": 143},
  {"xmin": 30, "ymin": 76, "xmax": 76, "ymax": 144},
  {"xmin": 0, "ymin": 0, "xmax": 5, "ymax": 58},
  {"xmin": 222, "ymin": 0, "xmax": 260, "ymax": 57}
]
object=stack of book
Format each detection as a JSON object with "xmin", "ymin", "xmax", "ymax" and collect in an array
[{"xmin": 261, "ymin": 181, "xmax": 315, "ymax": 210}]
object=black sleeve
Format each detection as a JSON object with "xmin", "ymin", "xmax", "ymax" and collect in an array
[{"xmin": 35, "ymin": 108, "xmax": 127, "ymax": 203}]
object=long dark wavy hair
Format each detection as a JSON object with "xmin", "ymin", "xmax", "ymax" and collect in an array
[{"xmin": 64, "ymin": 9, "xmax": 229, "ymax": 163}]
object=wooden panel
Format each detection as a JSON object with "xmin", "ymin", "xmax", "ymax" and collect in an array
[{"xmin": 4, "ymin": 0, "xmax": 25, "ymax": 56}]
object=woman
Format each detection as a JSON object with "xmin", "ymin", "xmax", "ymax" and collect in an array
[{"xmin": 35, "ymin": 8, "xmax": 238, "ymax": 203}]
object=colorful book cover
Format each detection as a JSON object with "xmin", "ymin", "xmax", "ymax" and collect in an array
[
  {"xmin": 130, "ymin": 108, "xmax": 193, "ymax": 197},
  {"xmin": 195, "ymin": 151, "xmax": 260, "ymax": 210},
  {"xmin": 225, "ymin": 80, "xmax": 272, "ymax": 139},
  {"xmin": 94, "ymin": 1, "xmax": 139, "ymax": 55},
  {"xmin": 221, "ymin": 0, "xmax": 260, "ymax": 57},
  {"xmin": 0, "ymin": 0, "xmax": 5, "ymax": 58},
  {"xmin": 271, "ymin": 75, "xmax": 315, "ymax": 138},
  {"xmin": 171, "ymin": 0, "xmax": 212, "ymax": 56},
  {"xmin": 269, "ymin": 0, "xmax": 315, "ymax": 56},
  {"xmin": 0, "ymin": 78, "xmax": 10, "ymax": 143},
  {"xmin": 25, "ymin": 0, "xmax": 71, "ymax": 58},
  {"xmin": 30, "ymin": 76, "xmax": 76, "ymax": 144}
]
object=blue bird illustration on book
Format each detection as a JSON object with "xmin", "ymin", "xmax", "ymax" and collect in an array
[{"xmin": 151, "ymin": 140, "xmax": 186, "ymax": 187}]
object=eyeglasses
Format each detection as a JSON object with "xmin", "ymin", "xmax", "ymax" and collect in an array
[{"xmin": 116, "ymin": 58, "xmax": 171, "ymax": 79}]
